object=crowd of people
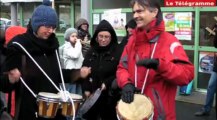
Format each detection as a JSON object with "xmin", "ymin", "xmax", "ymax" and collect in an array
[{"xmin": 1, "ymin": 0, "xmax": 217, "ymax": 120}]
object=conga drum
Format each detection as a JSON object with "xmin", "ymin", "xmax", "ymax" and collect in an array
[
  {"xmin": 37, "ymin": 92, "xmax": 60, "ymax": 118},
  {"xmin": 60, "ymin": 93, "xmax": 83, "ymax": 117},
  {"xmin": 116, "ymin": 94, "xmax": 154, "ymax": 120}
]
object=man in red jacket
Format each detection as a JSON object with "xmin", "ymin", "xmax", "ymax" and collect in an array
[{"xmin": 116, "ymin": 0, "xmax": 194, "ymax": 120}]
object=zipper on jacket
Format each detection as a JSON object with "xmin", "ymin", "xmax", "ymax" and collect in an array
[{"xmin": 152, "ymin": 88, "xmax": 166, "ymax": 120}]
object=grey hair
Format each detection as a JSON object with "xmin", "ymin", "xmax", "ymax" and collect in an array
[{"xmin": 130, "ymin": 0, "xmax": 163, "ymax": 26}]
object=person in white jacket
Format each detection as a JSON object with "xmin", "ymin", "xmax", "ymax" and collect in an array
[
  {"xmin": 62, "ymin": 28, "xmax": 84, "ymax": 69},
  {"xmin": 59, "ymin": 28, "xmax": 84, "ymax": 96}
]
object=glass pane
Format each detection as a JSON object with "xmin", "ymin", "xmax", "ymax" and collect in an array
[
  {"xmin": 22, "ymin": 3, "xmax": 39, "ymax": 27},
  {"xmin": 0, "ymin": 3, "xmax": 10, "ymax": 19},
  {"xmin": 57, "ymin": 5, "xmax": 71, "ymax": 33},
  {"xmin": 199, "ymin": 12, "xmax": 217, "ymax": 46},
  {"xmin": 75, "ymin": 5, "xmax": 81, "ymax": 25},
  {"xmin": 197, "ymin": 52, "xmax": 215, "ymax": 89},
  {"xmin": 163, "ymin": 12, "xmax": 195, "ymax": 45},
  {"xmin": 93, "ymin": 0, "xmax": 131, "ymax": 9},
  {"xmin": 198, "ymin": 72, "xmax": 210, "ymax": 89},
  {"xmin": 186, "ymin": 50, "xmax": 194, "ymax": 64}
]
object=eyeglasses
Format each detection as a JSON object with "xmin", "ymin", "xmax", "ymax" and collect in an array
[
  {"xmin": 44, "ymin": 26, "xmax": 56, "ymax": 31},
  {"xmin": 97, "ymin": 35, "xmax": 111, "ymax": 40}
]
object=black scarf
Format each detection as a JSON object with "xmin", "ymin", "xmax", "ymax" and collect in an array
[{"xmin": 20, "ymin": 27, "xmax": 59, "ymax": 54}]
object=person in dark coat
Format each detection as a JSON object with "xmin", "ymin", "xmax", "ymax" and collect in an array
[
  {"xmin": 75, "ymin": 18, "xmax": 91, "ymax": 41},
  {"xmin": 1, "ymin": 1, "xmax": 90, "ymax": 120},
  {"xmin": 81, "ymin": 20, "xmax": 122, "ymax": 120},
  {"xmin": 0, "ymin": 37, "xmax": 6, "ymax": 73},
  {"xmin": 0, "ymin": 37, "xmax": 13, "ymax": 120},
  {"xmin": 119, "ymin": 19, "xmax": 137, "ymax": 50},
  {"xmin": 195, "ymin": 24, "xmax": 217, "ymax": 117},
  {"xmin": 75, "ymin": 18, "xmax": 91, "ymax": 57}
]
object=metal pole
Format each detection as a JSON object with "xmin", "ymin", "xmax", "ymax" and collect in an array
[{"xmin": 11, "ymin": 2, "xmax": 18, "ymax": 26}]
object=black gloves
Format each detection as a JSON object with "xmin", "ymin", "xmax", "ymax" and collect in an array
[
  {"xmin": 121, "ymin": 83, "xmax": 135, "ymax": 103},
  {"xmin": 136, "ymin": 58, "xmax": 159, "ymax": 70}
]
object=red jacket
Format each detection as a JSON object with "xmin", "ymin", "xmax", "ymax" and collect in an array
[{"xmin": 117, "ymin": 20, "xmax": 194, "ymax": 120}]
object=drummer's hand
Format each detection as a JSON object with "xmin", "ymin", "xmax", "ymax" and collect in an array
[
  {"xmin": 80, "ymin": 67, "xmax": 91, "ymax": 78},
  {"xmin": 84, "ymin": 91, "xmax": 91, "ymax": 98},
  {"xmin": 8, "ymin": 68, "xmax": 21, "ymax": 84},
  {"xmin": 101, "ymin": 83, "xmax": 106, "ymax": 91},
  {"xmin": 136, "ymin": 58, "xmax": 159, "ymax": 70},
  {"xmin": 121, "ymin": 83, "xmax": 135, "ymax": 103}
]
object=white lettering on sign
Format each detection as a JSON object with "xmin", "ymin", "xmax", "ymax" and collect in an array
[
  {"xmin": 174, "ymin": 1, "xmax": 215, "ymax": 6},
  {"xmin": 165, "ymin": 0, "xmax": 216, "ymax": 7},
  {"xmin": 165, "ymin": 1, "xmax": 174, "ymax": 6}
]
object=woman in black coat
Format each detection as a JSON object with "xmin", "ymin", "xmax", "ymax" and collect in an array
[
  {"xmin": 1, "ymin": 24, "xmax": 90, "ymax": 120},
  {"xmin": 1, "ymin": 1, "xmax": 90, "ymax": 120},
  {"xmin": 81, "ymin": 20, "xmax": 122, "ymax": 120}
]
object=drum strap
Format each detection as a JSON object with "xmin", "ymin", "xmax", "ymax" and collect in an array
[
  {"xmin": 152, "ymin": 88, "xmax": 166, "ymax": 120},
  {"xmin": 140, "ymin": 34, "xmax": 160, "ymax": 94}
]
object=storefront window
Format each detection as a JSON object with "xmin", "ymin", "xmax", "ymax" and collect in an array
[
  {"xmin": 162, "ymin": 12, "xmax": 195, "ymax": 46},
  {"xmin": 57, "ymin": 5, "xmax": 71, "ymax": 33},
  {"xmin": 74, "ymin": 5, "xmax": 81, "ymax": 25},
  {"xmin": 23, "ymin": 0, "xmax": 76, "ymax": 33},
  {"xmin": 0, "ymin": 3, "xmax": 10, "ymax": 19},
  {"xmin": 186, "ymin": 50, "xmax": 194, "ymax": 64},
  {"xmin": 93, "ymin": 0, "xmax": 131, "ymax": 9},
  {"xmin": 22, "ymin": 3, "xmax": 38, "ymax": 27},
  {"xmin": 199, "ymin": 12, "xmax": 217, "ymax": 46},
  {"xmin": 56, "ymin": 0, "xmax": 80, "ymax": 33},
  {"xmin": 197, "ymin": 51, "xmax": 215, "ymax": 89}
]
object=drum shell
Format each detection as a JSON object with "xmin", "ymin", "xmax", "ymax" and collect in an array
[
  {"xmin": 37, "ymin": 94, "xmax": 60, "ymax": 118},
  {"xmin": 61, "ymin": 99, "xmax": 82, "ymax": 117},
  {"xmin": 60, "ymin": 93, "xmax": 83, "ymax": 117}
]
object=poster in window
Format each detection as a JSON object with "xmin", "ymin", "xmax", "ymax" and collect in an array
[
  {"xmin": 199, "ymin": 52, "xmax": 215, "ymax": 73},
  {"xmin": 93, "ymin": 14, "xmax": 100, "ymax": 25},
  {"xmin": 163, "ymin": 12, "xmax": 175, "ymax": 32},
  {"xmin": 174, "ymin": 12, "xmax": 192, "ymax": 40},
  {"xmin": 101, "ymin": 9, "xmax": 126, "ymax": 36}
]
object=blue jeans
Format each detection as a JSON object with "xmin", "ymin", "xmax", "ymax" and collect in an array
[
  {"xmin": 204, "ymin": 71, "xmax": 217, "ymax": 112},
  {"xmin": 61, "ymin": 83, "xmax": 82, "ymax": 120}
]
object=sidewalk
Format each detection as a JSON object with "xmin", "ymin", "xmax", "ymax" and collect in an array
[{"xmin": 176, "ymin": 101, "xmax": 216, "ymax": 120}]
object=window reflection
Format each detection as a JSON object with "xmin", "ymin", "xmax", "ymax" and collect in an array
[
  {"xmin": 199, "ymin": 12, "xmax": 217, "ymax": 46},
  {"xmin": 163, "ymin": 12, "xmax": 195, "ymax": 45}
]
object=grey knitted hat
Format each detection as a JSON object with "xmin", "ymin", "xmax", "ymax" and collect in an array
[{"xmin": 64, "ymin": 28, "xmax": 78, "ymax": 41}]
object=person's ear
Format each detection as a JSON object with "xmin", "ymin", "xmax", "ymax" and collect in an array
[
  {"xmin": 96, "ymin": 38, "xmax": 99, "ymax": 43},
  {"xmin": 151, "ymin": 8, "xmax": 158, "ymax": 18}
]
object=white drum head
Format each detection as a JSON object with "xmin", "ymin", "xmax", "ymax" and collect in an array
[
  {"xmin": 38, "ymin": 92, "xmax": 60, "ymax": 98},
  {"xmin": 117, "ymin": 94, "xmax": 154, "ymax": 120},
  {"xmin": 70, "ymin": 93, "xmax": 82, "ymax": 100}
]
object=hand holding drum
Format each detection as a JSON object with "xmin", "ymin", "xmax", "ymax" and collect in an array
[
  {"xmin": 121, "ymin": 83, "xmax": 141, "ymax": 103},
  {"xmin": 121, "ymin": 83, "xmax": 135, "ymax": 103}
]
